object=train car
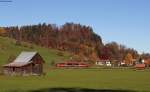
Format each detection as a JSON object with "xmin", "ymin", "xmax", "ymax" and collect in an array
[{"xmin": 56, "ymin": 61, "xmax": 89, "ymax": 68}]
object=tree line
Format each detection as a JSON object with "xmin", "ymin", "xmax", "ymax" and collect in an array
[{"xmin": 0, "ymin": 23, "xmax": 149, "ymax": 63}]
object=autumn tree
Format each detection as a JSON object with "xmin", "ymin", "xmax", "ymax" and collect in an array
[
  {"xmin": 1, "ymin": 22, "xmax": 141, "ymax": 63},
  {"xmin": 125, "ymin": 53, "xmax": 133, "ymax": 65},
  {"xmin": 104, "ymin": 42, "xmax": 121, "ymax": 61},
  {"xmin": 0, "ymin": 27, "xmax": 6, "ymax": 36},
  {"xmin": 141, "ymin": 53, "xmax": 150, "ymax": 59}
]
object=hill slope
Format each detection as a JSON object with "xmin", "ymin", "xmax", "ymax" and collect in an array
[
  {"xmin": 3, "ymin": 23, "xmax": 103, "ymax": 62},
  {"xmin": 0, "ymin": 36, "xmax": 70, "ymax": 65}
]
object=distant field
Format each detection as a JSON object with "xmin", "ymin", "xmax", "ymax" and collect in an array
[{"xmin": 0, "ymin": 69, "xmax": 150, "ymax": 92}]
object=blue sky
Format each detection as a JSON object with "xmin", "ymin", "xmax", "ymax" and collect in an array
[{"xmin": 0, "ymin": 0, "xmax": 150, "ymax": 53}]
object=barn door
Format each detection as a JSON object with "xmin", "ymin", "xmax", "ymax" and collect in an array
[{"xmin": 32, "ymin": 64, "xmax": 41, "ymax": 75}]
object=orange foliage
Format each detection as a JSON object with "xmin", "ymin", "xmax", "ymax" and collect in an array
[
  {"xmin": 125, "ymin": 53, "xmax": 133, "ymax": 65},
  {"xmin": 0, "ymin": 28, "xmax": 6, "ymax": 34}
]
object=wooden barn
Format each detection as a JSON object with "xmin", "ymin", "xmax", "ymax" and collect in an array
[{"xmin": 3, "ymin": 51, "xmax": 45, "ymax": 76}]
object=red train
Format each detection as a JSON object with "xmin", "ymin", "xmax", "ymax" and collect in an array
[{"xmin": 56, "ymin": 61, "xmax": 89, "ymax": 68}]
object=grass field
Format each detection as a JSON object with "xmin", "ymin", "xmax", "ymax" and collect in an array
[
  {"xmin": 0, "ymin": 69, "xmax": 150, "ymax": 92},
  {"xmin": 0, "ymin": 36, "xmax": 150, "ymax": 92}
]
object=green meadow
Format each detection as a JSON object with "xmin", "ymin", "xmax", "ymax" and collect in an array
[
  {"xmin": 0, "ymin": 69, "xmax": 150, "ymax": 92},
  {"xmin": 0, "ymin": 37, "xmax": 150, "ymax": 92}
]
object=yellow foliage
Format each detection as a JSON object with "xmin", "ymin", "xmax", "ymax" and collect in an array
[
  {"xmin": 125, "ymin": 53, "xmax": 133, "ymax": 65},
  {"xmin": 0, "ymin": 27, "xmax": 6, "ymax": 34}
]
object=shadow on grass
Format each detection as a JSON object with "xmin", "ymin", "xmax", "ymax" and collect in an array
[{"xmin": 29, "ymin": 88, "xmax": 137, "ymax": 92}]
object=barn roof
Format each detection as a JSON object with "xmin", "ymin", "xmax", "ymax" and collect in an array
[
  {"xmin": 14, "ymin": 51, "xmax": 37, "ymax": 63},
  {"xmin": 3, "ymin": 51, "xmax": 38, "ymax": 67}
]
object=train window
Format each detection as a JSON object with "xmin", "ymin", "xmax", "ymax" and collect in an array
[{"xmin": 67, "ymin": 63, "xmax": 73, "ymax": 65}]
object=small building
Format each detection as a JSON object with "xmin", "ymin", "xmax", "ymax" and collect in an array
[
  {"xmin": 96, "ymin": 59, "xmax": 111, "ymax": 66},
  {"xmin": 144, "ymin": 59, "xmax": 150, "ymax": 67},
  {"xmin": 96, "ymin": 55, "xmax": 111, "ymax": 66},
  {"xmin": 3, "ymin": 51, "xmax": 45, "ymax": 76}
]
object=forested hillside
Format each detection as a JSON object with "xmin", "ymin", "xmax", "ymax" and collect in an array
[
  {"xmin": 0, "ymin": 23, "xmax": 149, "ymax": 62},
  {"xmin": 1, "ymin": 23, "xmax": 103, "ymax": 62}
]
